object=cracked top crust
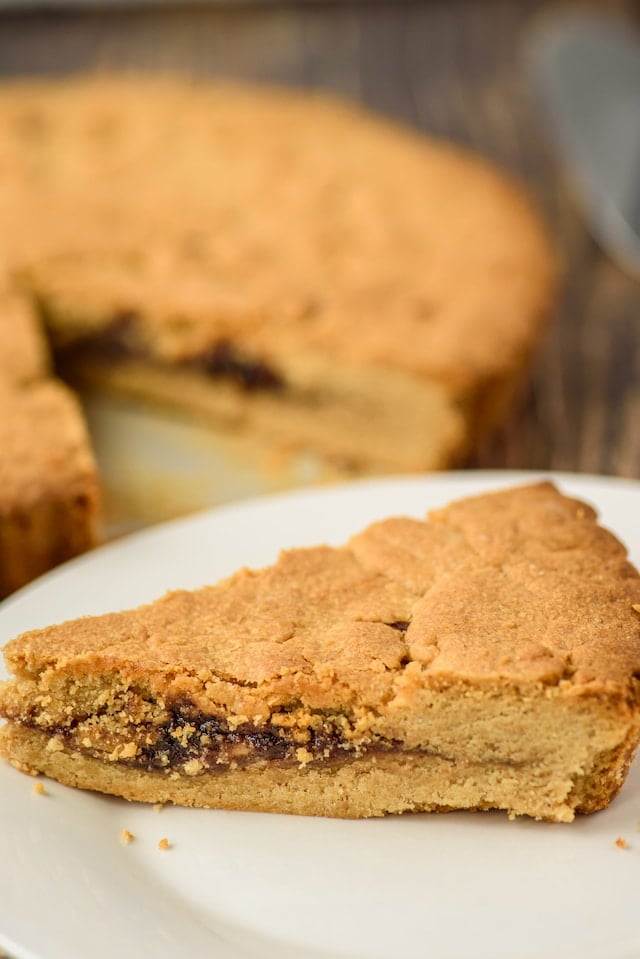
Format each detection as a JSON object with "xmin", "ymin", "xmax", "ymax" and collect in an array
[
  {"xmin": 0, "ymin": 74, "xmax": 555, "ymax": 391},
  {"xmin": 3, "ymin": 483, "xmax": 640, "ymax": 725}
]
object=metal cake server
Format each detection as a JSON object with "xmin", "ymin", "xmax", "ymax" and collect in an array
[{"xmin": 528, "ymin": 12, "xmax": 640, "ymax": 278}]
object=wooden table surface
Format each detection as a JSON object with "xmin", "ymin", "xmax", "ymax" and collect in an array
[{"xmin": 0, "ymin": 0, "xmax": 638, "ymax": 481}]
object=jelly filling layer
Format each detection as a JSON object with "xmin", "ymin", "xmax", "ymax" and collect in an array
[
  {"xmin": 30, "ymin": 701, "xmax": 526, "ymax": 774},
  {"xmin": 54, "ymin": 311, "xmax": 285, "ymax": 393},
  {"xmin": 133, "ymin": 707, "xmax": 365, "ymax": 772},
  {"xmin": 191, "ymin": 339, "xmax": 284, "ymax": 391},
  {"xmin": 37, "ymin": 703, "xmax": 388, "ymax": 774}
]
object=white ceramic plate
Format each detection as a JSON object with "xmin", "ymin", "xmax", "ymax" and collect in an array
[{"xmin": 1, "ymin": 471, "xmax": 640, "ymax": 959}]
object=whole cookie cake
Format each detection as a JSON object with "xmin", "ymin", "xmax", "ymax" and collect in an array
[{"xmin": 0, "ymin": 75, "xmax": 557, "ymax": 594}]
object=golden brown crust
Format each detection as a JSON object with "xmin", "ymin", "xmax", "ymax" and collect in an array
[
  {"xmin": 5, "ymin": 482, "xmax": 639, "ymax": 696},
  {"xmin": 0, "ymin": 380, "xmax": 96, "ymax": 508},
  {"xmin": 0, "ymin": 380, "xmax": 100, "ymax": 596},
  {"xmin": 0, "ymin": 275, "xmax": 98, "ymax": 597},
  {"xmin": 0, "ymin": 284, "xmax": 50, "ymax": 385},
  {"xmin": 1, "ymin": 482, "xmax": 639, "ymax": 820}
]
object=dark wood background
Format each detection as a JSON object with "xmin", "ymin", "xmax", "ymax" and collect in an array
[{"xmin": 0, "ymin": 0, "xmax": 638, "ymax": 479}]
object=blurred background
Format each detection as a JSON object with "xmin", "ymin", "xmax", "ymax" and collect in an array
[{"xmin": 0, "ymin": 0, "xmax": 637, "ymax": 490}]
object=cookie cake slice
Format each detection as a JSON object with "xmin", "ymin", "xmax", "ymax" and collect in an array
[{"xmin": 1, "ymin": 482, "xmax": 639, "ymax": 822}]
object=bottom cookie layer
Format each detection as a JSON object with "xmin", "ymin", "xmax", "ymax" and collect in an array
[{"xmin": 2, "ymin": 723, "xmax": 635, "ymax": 821}]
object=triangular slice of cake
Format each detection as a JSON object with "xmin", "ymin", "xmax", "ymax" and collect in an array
[{"xmin": 1, "ymin": 482, "xmax": 639, "ymax": 821}]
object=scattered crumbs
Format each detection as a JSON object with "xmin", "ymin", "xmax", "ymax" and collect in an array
[
  {"xmin": 32, "ymin": 781, "xmax": 46, "ymax": 796},
  {"xmin": 615, "ymin": 837, "xmax": 629, "ymax": 850},
  {"xmin": 158, "ymin": 837, "xmax": 171, "ymax": 851},
  {"xmin": 153, "ymin": 803, "xmax": 165, "ymax": 813},
  {"xmin": 120, "ymin": 829, "xmax": 135, "ymax": 845}
]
